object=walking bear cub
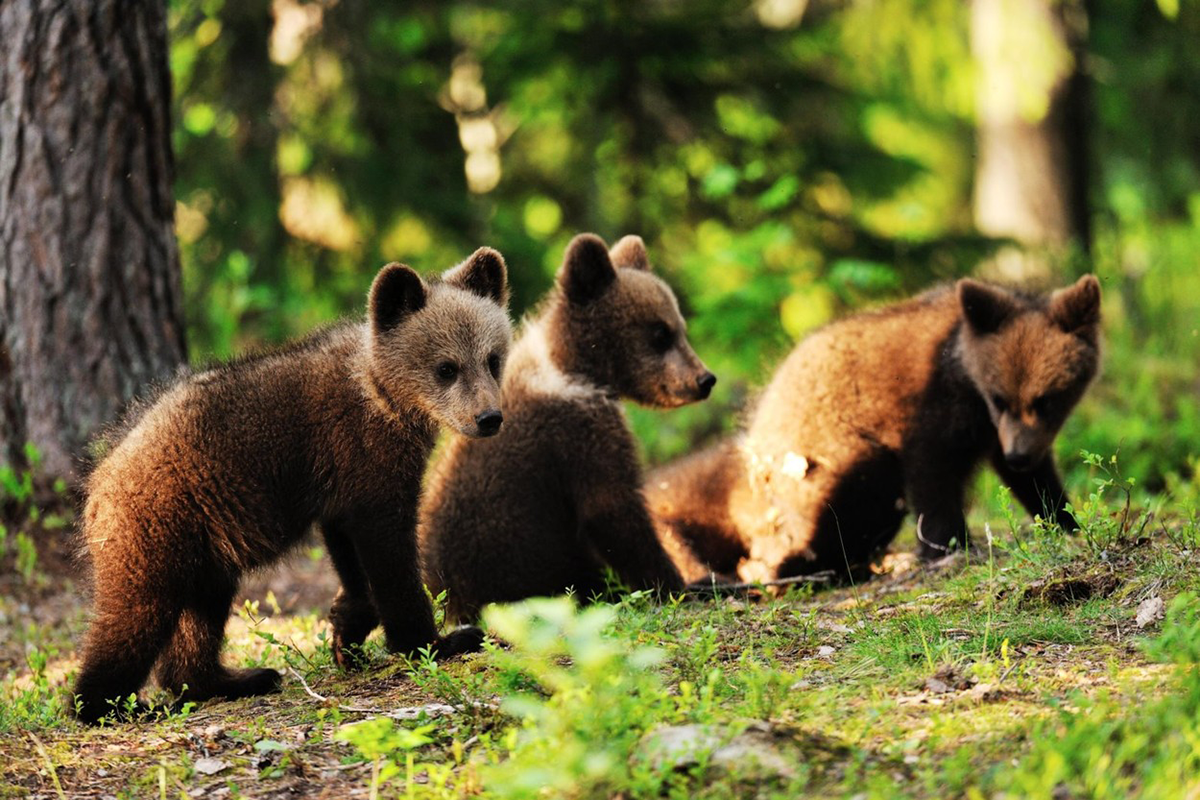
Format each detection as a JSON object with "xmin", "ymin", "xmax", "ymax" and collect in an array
[
  {"xmin": 420, "ymin": 233, "xmax": 716, "ymax": 622},
  {"xmin": 73, "ymin": 249, "xmax": 511, "ymax": 724},
  {"xmin": 648, "ymin": 275, "xmax": 1102, "ymax": 583}
]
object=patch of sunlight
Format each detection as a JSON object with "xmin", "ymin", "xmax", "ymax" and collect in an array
[
  {"xmin": 380, "ymin": 215, "xmax": 433, "ymax": 261},
  {"xmin": 279, "ymin": 177, "xmax": 360, "ymax": 252},
  {"xmin": 755, "ymin": 0, "xmax": 808, "ymax": 29},
  {"xmin": 270, "ymin": 0, "xmax": 331, "ymax": 66},
  {"xmin": 780, "ymin": 284, "xmax": 836, "ymax": 341},
  {"xmin": 175, "ymin": 200, "xmax": 208, "ymax": 244},
  {"xmin": 523, "ymin": 196, "xmax": 563, "ymax": 239},
  {"xmin": 276, "ymin": 134, "xmax": 312, "ymax": 176}
]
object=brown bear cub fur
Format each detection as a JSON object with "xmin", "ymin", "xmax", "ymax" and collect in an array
[
  {"xmin": 648, "ymin": 275, "xmax": 1102, "ymax": 584},
  {"xmin": 73, "ymin": 249, "xmax": 512, "ymax": 724},
  {"xmin": 420, "ymin": 233, "xmax": 717, "ymax": 622}
]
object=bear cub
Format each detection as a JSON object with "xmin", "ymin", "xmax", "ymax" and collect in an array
[
  {"xmin": 73, "ymin": 249, "xmax": 511, "ymax": 724},
  {"xmin": 420, "ymin": 233, "xmax": 716, "ymax": 622},
  {"xmin": 648, "ymin": 275, "xmax": 1102, "ymax": 583}
]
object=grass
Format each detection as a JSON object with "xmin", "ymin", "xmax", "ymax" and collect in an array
[{"xmin": 2, "ymin": 455, "xmax": 1200, "ymax": 798}]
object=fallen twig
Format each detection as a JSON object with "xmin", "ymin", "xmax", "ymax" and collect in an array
[
  {"xmin": 28, "ymin": 732, "xmax": 67, "ymax": 800},
  {"xmin": 685, "ymin": 571, "xmax": 837, "ymax": 597},
  {"xmin": 286, "ymin": 667, "xmax": 380, "ymax": 715}
]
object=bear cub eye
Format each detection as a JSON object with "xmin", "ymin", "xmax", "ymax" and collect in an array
[
  {"xmin": 1031, "ymin": 392, "xmax": 1058, "ymax": 418},
  {"xmin": 649, "ymin": 322, "xmax": 675, "ymax": 354},
  {"xmin": 437, "ymin": 361, "xmax": 459, "ymax": 382},
  {"xmin": 487, "ymin": 353, "xmax": 501, "ymax": 379},
  {"xmin": 991, "ymin": 394, "xmax": 1008, "ymax": 414}
]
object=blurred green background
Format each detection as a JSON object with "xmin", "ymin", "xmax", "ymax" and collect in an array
[{"xmin": 167, "ymin": 0, "xmax": 1200, "ymax": 494}]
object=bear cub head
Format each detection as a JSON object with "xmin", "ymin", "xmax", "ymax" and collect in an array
[
  {"xmin": 957, "ymin": 274, "xmax": 1102, "ymax": 472},
  {"xmin": 367, "ymin": 247, "xmax": 512, "ymax": 437},
  {"xmin": 550, "ymin": 233, "xmax": 716, "ymax": 407}
]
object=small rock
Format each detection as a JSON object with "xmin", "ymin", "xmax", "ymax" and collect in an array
[
  {"xmin": 95, "ymin": 768, "xmax": 109, "ymax": 777},
  {"xmin": 193, "ymin": 757, "xmax": 229, "ymax": 776},
  {"xmin": 1136, "ymin": 595, "xmax": 1165, "ymax": 628},
  {"xmin": 966, "ymin": 682, "xmax": 1000, "ymax": 702},
  {"xmin": 203, "ymin": 724, "xmax": 225, "ymax": 740},
  {"xmin": 638, "ymin": 724, "xmax": 723, "ymax": 771},
  {"xmin": 817, "ymin": 645, "xmax": 836, "ymax": 658},
  {"xmin": 925, "ymin": 676, "xmax": 952, "ymax": 694},
  {"xmin": 636, "ymin": 722, "xmax": 797, "ymax": 782},
  {"xmin": 387, "ymin": 702, "xmax": 458, "ymax": 720}
]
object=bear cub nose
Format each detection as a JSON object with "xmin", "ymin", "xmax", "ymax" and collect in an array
[
  {"xmin": 475, "ymin": 410, "xmax": 503, "ymax": 436},
  {"xmin": 696, "ymin": 372, "xmax": 717, "ymax": 399}
]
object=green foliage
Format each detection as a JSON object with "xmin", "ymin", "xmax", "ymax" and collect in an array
[
  {"xmin": 477, "ymin": 598, "xmax": 676, "ymax": 798},
  {"xmin": 988, "ymin": 593, "xmax": 1200, "ymax": 798},
  {"xmin": 163, "ymin": 0, "xmax": 1200, "ymax": 480},
  {"xmin": 335, "ymin": 717, "xmax": 439, "ymax": 799},
  {"xmin": 0, "ymin": 444, "xmax": 72, "ymax": 585},
  {"xmin": 0, "ymin": 645, "xmax": 70, "ymax": 733}
]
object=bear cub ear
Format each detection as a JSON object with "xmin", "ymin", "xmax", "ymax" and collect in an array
[
  {"xmin": 958, "ymin": 279, "xmax": 1019, "ymax": 334},
  {"xmin": 560, "ymin": 233, "xmax": 617, "ymax": 305},
  {"xmin": 1048, "ymin": 274, "xmax": 1101, "ymax": 334},
  {"xmin": 444, "ymin": 247, "xmax": 509, "ymax": 306},
  {"xmin": 370, "ymin": 263, "xmax": 427, "ymax": 333},
  {"xmin": 609, "ymin": 235, "xmax": 651, "ymax": 271}
]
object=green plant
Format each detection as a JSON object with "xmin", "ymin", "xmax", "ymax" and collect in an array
[
  {"xmin": 334, "ymin": 717, "xmax": 437, "ymax": 800},
  {"xmin": 988, "ymin": 592, "xmax": 1200, "ymax": 798},
  {"xmin": 476, "ymin": 598, "xmax": 678, "ymax": 799}
]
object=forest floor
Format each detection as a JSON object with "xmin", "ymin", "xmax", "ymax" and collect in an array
[{"xmin": 2, "ymin": 467, "xmax": 1199, "ymax": 799}]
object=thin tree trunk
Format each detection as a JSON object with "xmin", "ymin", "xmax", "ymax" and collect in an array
[
  {"xmin": 972, "ymin": 0, "xmax": 1092, "ymax": 279},
  {"xmin": 0, "ymin": 0, "xmax": 186, "ymax": 484}
]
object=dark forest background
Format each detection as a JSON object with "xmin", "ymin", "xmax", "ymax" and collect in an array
[
  {"xmin": 169, "ymin": 0, "xmax": 1200, "ymax": 492},
  {"xmin": 4, "ymin": 0, "xmax": 1199, "ymax": 495}
]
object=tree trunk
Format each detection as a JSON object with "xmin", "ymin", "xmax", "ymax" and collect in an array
[
  {"xmin": 0, "ymin": 0, "xmax": 187, "ymax": 484},
  {"xmin": 971, "ymin": 0, "xmax": 1092, "ymax": 280}
]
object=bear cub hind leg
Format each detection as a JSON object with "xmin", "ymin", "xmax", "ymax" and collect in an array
[
  {"xmin": 154, "ymin": 586, "xmax": 282, "ymax": 706},
  {"xmin": 73, "ymin": 585, "xmax": 183, "ymax": 724}
]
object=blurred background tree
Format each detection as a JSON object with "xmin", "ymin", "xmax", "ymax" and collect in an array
[{"xmin": 165, "ymin": 0, "xmax": 1199, "ymax": 491}]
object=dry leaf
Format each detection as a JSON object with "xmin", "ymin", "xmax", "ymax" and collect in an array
[
  {"xmin": 193, "ymin": 757, "xmax": 230, "ymax": 776},
  {"xmin": 925, "ymin": 676, "xmax": 952, "ymax": 694},
  {"xmin": 1136, "ymin": 595, "xmax": 1165, "ymax": 628}
]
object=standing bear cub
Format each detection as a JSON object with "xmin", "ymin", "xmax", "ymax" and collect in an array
[
  {"xmin": 73, "ymin": 249, "xmax": 512, "ymax": 724},
  {"xmin": 420, "ymin": 233, "xmax": 716, "ymax": 622},
  {"xmin": 648, "ymin": 275, "xmax": 1101, "ymax": 583}
]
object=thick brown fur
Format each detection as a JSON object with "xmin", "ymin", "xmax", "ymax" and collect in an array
[
  {"xmin": 72, "ymin": 249, "xmax": 512, "ymax": 724},
  {"xmin": 420, "ymin": 234, "xmax": 716, "ymax": 623},
  {"xmin": 647, "ymin": 275, "xmax": 1102, "ymax": 583}
]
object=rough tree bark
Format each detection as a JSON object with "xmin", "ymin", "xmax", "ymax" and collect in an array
[
  {"xmin": 0, "ymin": 0, "xmax": 187, "ymax": 483},
  {"xmin": 972, "ymin": 0, "xmax": 1092, "ymax": 280}
]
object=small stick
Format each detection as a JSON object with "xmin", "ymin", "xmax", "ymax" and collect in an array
[
  {"xmin": 685, "ymin": 571, "xmax": 836, "ymax": 597},
  {"xmin": 28, "ymin": 732, "xmax": 67, "ymax": 800},
  {"xmin": 286, "ymin": 666, "xmax": 379, "ymax": 714}
]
